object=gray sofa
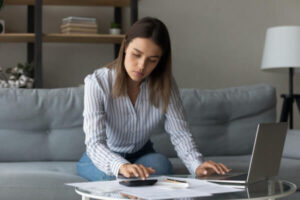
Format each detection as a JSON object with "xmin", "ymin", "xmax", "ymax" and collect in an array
[{"xmin": 0, "ymin": 84, "xmax": 299, "ymax": 200}]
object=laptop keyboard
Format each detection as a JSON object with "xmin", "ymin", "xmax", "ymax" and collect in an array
[
  {"xmin": 227, "ymin": 174, "xmax": 247, "ymax": 180},
  {"xmin": 210, "ymin": 173, "xmax": 247, "ymax": 180}
]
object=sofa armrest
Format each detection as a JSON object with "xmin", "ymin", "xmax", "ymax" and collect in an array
[{"xmin": 282, "ymin": 129, "xmax": 300, "ymax": 160}]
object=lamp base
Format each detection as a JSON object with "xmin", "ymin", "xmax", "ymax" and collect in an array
[{"xmin": 280, "ymin": 94, "xmax": 300, "ymax": 129}]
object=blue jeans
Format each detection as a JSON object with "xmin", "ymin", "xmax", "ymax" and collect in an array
[{"xmin": 77, "ymin": 141, "xmax": 173, "ymax": 181}]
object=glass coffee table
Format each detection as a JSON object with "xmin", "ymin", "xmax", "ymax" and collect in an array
[{"xmin": 75, "ymin": 177, "xmax": 297, "ymax": 200}]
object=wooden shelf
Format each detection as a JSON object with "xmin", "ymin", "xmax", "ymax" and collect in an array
[
  {"xmin": 4, "ymin": 0, "xmax": 131, "ymax": 7},
  {"xmin": 0, "ymin": 33, "xmax": 124, "ymax": 43},
  {"xmin": 0, "ymin": 33, "xmax": 35, "ymax": 42},
  {"xmin": 44, "ymin": 33, "xmax": 124, "ymax": 43}
]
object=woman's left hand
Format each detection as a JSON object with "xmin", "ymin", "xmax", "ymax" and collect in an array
[{"xmin": 195, "ymin": 160, "xmax": 231, "ymax": 177}]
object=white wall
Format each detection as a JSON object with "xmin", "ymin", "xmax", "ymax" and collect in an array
[
  {"xmin": 133, "ymin": 0, "xmax": 300, "ymax": 128},
  {"xmin": 0, "ymin": 0, "xmax": 299, "ymax": 127}
]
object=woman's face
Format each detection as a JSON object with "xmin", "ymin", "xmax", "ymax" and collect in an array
[{"xmin": 124, "ymin": 37, "xmax": 162, "ymax": 84}]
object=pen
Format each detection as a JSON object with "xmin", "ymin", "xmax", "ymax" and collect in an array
[{"xmin": 164, "ymin": 178, "xmax": 188, "ymax": 184}]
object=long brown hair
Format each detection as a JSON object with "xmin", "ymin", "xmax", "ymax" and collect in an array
[{"xmin": 107, "ymin": 17, "xmax": 172, "ymax": 113}]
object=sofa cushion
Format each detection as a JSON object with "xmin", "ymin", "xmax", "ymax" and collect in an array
[
  {"xmin": 0, "ymin": 85, "xmax": 276, "ymax": 161},
  {"xmin": 283, "ymin": 129, "xmax": 300, "ymax": 160},
  {"xmin": 0, "ymin": 162, "xmax": 86, "ymax": 200},
  {"xmin": 151, "ymin": 84, "xmax": 276, "ymax": 157},
  {"xmin": 0, "ymin": 88, "xmax": 86, "ymax": 161}
]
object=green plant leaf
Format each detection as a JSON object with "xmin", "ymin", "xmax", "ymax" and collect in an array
[
  {"xmin": 17, "ymin": 63, "xmax": 24, "ymax": 69},
  {"xmin": 111, "ymin": 22, "xmax": 121, "ymax": 29},
  {"xmin": 5, "ymin": 68, "xmax": 11, "ymax": 74}
]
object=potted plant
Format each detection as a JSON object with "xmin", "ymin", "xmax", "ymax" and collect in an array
[
  {"xmin": 109, "ymin": 22, "xmax": 121, "ymax": 35},
  {"xmin": 0, "ymin": 62, "xmax": 34, "ymax": 88}
]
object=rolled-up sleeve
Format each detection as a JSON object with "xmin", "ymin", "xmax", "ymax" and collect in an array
[
  {"xmin": 164, "ymin": 79, "xmax": 204, "ymax": 175},
  {"xmin": 83, "ymin": 75, "xmax": 129, "ymax": 177}
]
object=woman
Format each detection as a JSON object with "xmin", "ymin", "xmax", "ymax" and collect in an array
[{"xmin": 77, "ymin": 17, "xmax": 229, "ymax": 181}]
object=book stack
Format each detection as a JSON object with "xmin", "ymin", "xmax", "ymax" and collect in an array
[{"xmin": 61, "ymin": 16, "xmax": 98, "ymax": 34}]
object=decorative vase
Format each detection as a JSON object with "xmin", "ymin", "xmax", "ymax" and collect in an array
[{"xmin": 109, "ymin": 28, "xmax": 121, "ymax": 35}]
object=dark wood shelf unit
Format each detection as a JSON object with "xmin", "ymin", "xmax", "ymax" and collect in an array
[
  {"xmin": 0, "ymin": 33, "xmax": 125, "ymax": 43},
  {"xmin": 5, "ymin": 0, "xmax": 131, "ymax": 7},
  {"xmin": 2, "ymin": 0, "xmax": 138, "ymax": 88}
]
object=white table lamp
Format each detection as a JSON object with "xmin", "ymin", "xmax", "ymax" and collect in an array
[{"xmin": 261, "ymin": 26, "xmax": 300, "ymax": 129}]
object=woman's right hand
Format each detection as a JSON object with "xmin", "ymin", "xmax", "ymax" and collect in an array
[{"xmin": 119, "ymin": 163, "xmax": 156, "ymax": 180}]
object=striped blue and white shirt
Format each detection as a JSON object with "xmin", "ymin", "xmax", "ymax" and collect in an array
[{"xmin": 83, "ymin": 67, "xmax": 203, "ymax": 177}]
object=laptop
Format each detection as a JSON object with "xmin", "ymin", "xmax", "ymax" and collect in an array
[{"xmin": 198, "ymin": 122, "xmax": 288, "ymax": 185}]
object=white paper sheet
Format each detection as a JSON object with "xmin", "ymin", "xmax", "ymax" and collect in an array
[{"xmin": 67, "ymin": 176, "xmax": 243, "ymax": 200}]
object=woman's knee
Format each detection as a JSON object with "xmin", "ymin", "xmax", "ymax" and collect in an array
[
  {"xmin": 135, "ymin": 153, "xmax": 173, "ymax": 175},
  {"xmin": 77, "ymin": 152, "xmax": 115, "ymax": 181}
]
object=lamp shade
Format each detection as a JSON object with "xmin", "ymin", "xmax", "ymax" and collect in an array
[{"xmin": 261, "ymin": 26, "xmax": 300, "ymax": 72}]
